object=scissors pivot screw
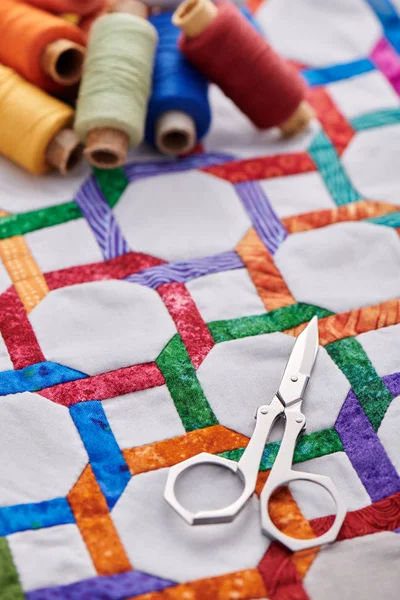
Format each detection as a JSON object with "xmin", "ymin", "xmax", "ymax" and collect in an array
[
  {"xmin": 291, "ymin": 375, "xmax": 298, "ymax": 382},
  {"xmin": 296, "ymin": 416, "xmax": 304, "ymax": 423},
  {"xmin": 260, "ymin": 407, "xmax": 269, "ymax": 414}
]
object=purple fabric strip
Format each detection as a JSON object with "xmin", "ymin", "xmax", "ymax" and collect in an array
[
  {"xmin": 370, "ymin": 37, "xmax": 400, "ymax": 95},
  {"xmin": 124, "ymin": 152, "xmax": 234, "ymax": 183},
  {"xmin": 75, "ymin": 177, "xmax": 130, "ymax": 260},
  {"xmin": 335, "ymin": 372, "xmax": 400, "ymax": 502},
  {"xmin": 26, "ymin": 570, "xmax": 176, "ymax": 600},
  {"xmin": 234, "ymin": 181, "xmax": 288, "ymax": 254},
  {"xmin": 126, "ymin": 250, "xmax": 244, "ymax": 289}
]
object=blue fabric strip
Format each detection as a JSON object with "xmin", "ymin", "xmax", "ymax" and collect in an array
[
  {"xmin": 0, "ymin": 498, "xmax": 74, "ymax": 536},
  {"xmin": 303, "ymin": 58, "xmax": 375, "ymax": 86},
  {"xmin": 0, "ymin": 362, "xmax": 87, "ymax": 397},
  {"xmin": 69, "ymin": 402, "xmax": 131, "ymax": 510},
  {"xmin": 365, "ymin": 0, "xmax": 400, "ymax": 52}
]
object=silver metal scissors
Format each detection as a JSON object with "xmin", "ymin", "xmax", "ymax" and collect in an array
[{"xmin": 164, "ymin": 317, "xmax": 346, "ymax": 551}]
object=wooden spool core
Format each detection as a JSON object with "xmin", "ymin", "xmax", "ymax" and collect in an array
[
  {"xmin": 280, "ymin": 101, "xmax": 314, "ymax": 137},
  {"xmin": 173, "ymin": 0, "xmax": 217, "ymax": 37},
  {"xmin": 156, "ymin": 111, "xmax": 196, "ymax": 156},
  {"xmin": 84, "ymin": 128, "xmax": 130, "ymax": 169},
  {"xmin": 46, "ymin": 128, "xmax": 83, "ymax": 175},
  {"xmin": 41, "ymin": 39, "xmax": 86, "ymax": 86}
]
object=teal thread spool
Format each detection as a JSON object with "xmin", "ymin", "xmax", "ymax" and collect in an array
[{"xmin": 74, "ymin": 7, "xmax": 157, "ymax": 169}]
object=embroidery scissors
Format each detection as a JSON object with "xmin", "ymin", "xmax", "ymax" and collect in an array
[{"xmin": 164, "ymin": 317, "xmax": 346, "ymax": 551}]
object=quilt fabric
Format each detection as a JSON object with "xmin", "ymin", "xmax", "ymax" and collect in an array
[{"xmin": 0, "ymin": 0, "xmax": 400, "ymax": 598}]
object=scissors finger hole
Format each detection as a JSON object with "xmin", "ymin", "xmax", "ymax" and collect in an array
[
  {"xmin": 267, "ymin": 480, "xmax": 337, "ymax": 539},
  {"xmin": 174, "ymin": 463, "xmax": 245, "ymax": 513}
]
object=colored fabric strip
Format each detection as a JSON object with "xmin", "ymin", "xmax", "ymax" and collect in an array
[
  {"xmin": 0, "ymin": 202, "xmax": 82, "ymax": 241},
  {"xmin": 365, "ymin": 0, "xmax": 400, "ymax": 53},
  {"xmin": 0, "ymin": 537, "xmax": 24, "ymax": 600},
  {"xmin": 40, "ymin": 362, "xmax": 164, "ymax": 407},
  {"xmin": 26, "ymin": 570, "xmax": 176, "ymax": 600},
  {"xmin": 335, "ymin": 386, "xmax": 400, "ymax": 502},
  {"xmin": 351, "ymin": 107, "xmax": 400, "ymax": 130},
  {"xmin": 368, "ymin": 211, "xmax": 400, "ymax": 227},
  {"xmin": 208, "ymin": 303, "xmax": 333, "ymax": 343},
  {"xmin": 0, "ymin": 498, "xmax": 74, "ymax": 537},
  {"xmin": 326, "ymin": 337, "xmax": 393, "ymax": 431},
  {"xmin": 0, "ymin": 362, "xmax": 86, "ymax": 396},
  {"xmin": 126, "ymin": 250, "xmax": 244, "ymax": 289},
  {"xmin": 308, "ymin": 131, "xmax": 361, "ymax": 205},
  {"xmin": 307, "ymin": 87, "xmax": 355, "ymax": 154},
  {"xmin": 75, "ymin": 176, "xmax": 130, "ymax": 260},
  {"xmin": 94, "ymin": 166, "xmax": 129, "ymax": 209},
  {"xmin": 69, "ymin": 401, "xmax": 131, "ymax": 510},
  {"xmin": 234, "ymin": 181, "xmax": 288, "ymax": 254},
  {"xmin": 302, "ymin": 58, "xmax": 375, "ymax": 86},
  {"xmin": 370, "ymin": 37, "xmax": 400, "ymax": 95},
  {"xmin": 156, "ymin": 334, "xmax": 218, "ymax": 431}
]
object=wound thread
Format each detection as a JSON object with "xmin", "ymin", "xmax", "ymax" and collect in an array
[
  {"xmin": 0, "ymin": 65, "xmax": 75, "ymax": 174},
  {"xmin": 177, "ymin": 0, "xmax": 306, "ymax": 130},
  {"xmin": 75, "ymin": 13, "xmax": 157, "ymax": 151},
  {"xmin": 0, "ymin": 0, "xmax": 86, "ymax": 92},
  {"xmin": 145, "ymin": 11, "xmax": 211, "ymax": 151}
]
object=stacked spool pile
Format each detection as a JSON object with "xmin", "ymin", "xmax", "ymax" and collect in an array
[{"xmin": 0, "ymin": 0, "xmax": 313, "ymax": 176}]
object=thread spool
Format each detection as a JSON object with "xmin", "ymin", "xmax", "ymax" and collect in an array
[
  {"xmin": 0, "ymin": 65, "xmax": 82, "ymax": 175},
  {"xmin": 145, "ymin": 11, "xmax": 211, "ymax": 156},
  {"xmin": 174, "ymin": 0, "xmax": 313, "ymax": 137},
  {"xmin": 24, "ymin": 0, "xmax": 104, "ymax": 15},
  {"xmin": 0, "ymin": 0, "xmax": 86, "ymax": 92},
  {"xmin": 75, "ymin": 0, "xmax": 157, "ymax": 168}
]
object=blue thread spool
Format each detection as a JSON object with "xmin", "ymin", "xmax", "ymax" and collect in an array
[{"xmin": 145, "ymin": 12, "xmax": 211, "ymax": 155}]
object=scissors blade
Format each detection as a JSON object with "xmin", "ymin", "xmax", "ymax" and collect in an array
[{"xmin": 277, "ymin": 316, "xmax": 319, "ymax": 407}]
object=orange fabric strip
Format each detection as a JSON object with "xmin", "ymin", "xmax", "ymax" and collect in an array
[
  {"xmin": 133, "ymin": 569, "xmax": 266, "ymax": 600},
  {"xmin": 236, "ymin": 228, "xmax": 296, "ymax": 311},
  {"xmin": 123, "ymin": 425, "xmax": 248, "ymax": 476},
  {"xmin": 285, "ymin": 298, "xmax": 400, "ymax": 345},
  {"xmin": 282, "ymin": 200, "xmax": 398, "ymax": 234},
  {"xmin": 67, "ymin": 465, "xmax": 132, "ymax": 576}
]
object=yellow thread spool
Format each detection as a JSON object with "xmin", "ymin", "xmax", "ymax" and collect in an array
[{"xmin": 0, "ymin": 65, "xmax": 82, "ymax": 175}]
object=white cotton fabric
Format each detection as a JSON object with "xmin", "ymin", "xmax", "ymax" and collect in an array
[
  {"xmin": 0, "ymin": 158, "xmax": 90, "ymax": 213},
  {"xmin": 274, "ymin": 222, "xmax": 400, "ymax": 313},
  {"xmin": 260, "ymin": 172, "xmax": 336, "ymax": 219},
  {"xmin": 26, "ymin": 219, "xmax": 103, "ymax": 274},
  {"xmin": 259, "ymin": 0, "xmax": 382, "ymax": 66},
  {"xmin": 343, "ymin": 124, "xmax": 400, "ymax": 205},
  {"xmin": 29, "ymin": 280, "xmax": 177, "ymax": 375},
  {"xmin": 357, "ymin": 325, "xmax": 400, "ymax": 377},
  {"xmin": 112, "ymin": 468, "xmax": 269, "ymax": 582},
  {"xmin": 0, "ymin": 393, "xmax": 87, "ymax": 506},
  {"xmin": 102, "ymin": 385, "xmax": 185, "ymax": 450},
  {"xmin": 187, "ymin": 269, "xmax": 267, "ymax": 323},
  {"xmin": 9, "ymin": 525, "xmax": 96, "ymax": 591},
  {"xmin": 114, "ymin": 171, "xmax": 251, "ymax": 261},
  {"xmin": 0, "ymin": 263, "xmax": 11, "ymax": 295},
  {"xmin": 304, "ymin": 532, "xmax": 400, "ymax": 600},
  {"xmin": 197, "ymin": 333, "xmax": 350, "ymax": 440}
]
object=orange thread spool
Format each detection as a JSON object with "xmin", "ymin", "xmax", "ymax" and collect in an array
[
  {"xmin": 0, "ymin": 0, "xmax": 86, "ymax": 92},
  {"xmin": 24, "ymin": 0, "xmax": 104, "ymax": 15}
]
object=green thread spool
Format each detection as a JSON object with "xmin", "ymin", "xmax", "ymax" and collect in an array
[{"xmin": 74, "ymin": 11, "xmax": 157, "ymax": 169}]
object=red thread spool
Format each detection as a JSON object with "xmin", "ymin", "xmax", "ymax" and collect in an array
[
  {"xmin": 174, "ymin": 0, "xmax": 313, "ymax": 136},
  {"xmin": 0, "ymin": 0, "xmax": 86, "ymax": 92}
]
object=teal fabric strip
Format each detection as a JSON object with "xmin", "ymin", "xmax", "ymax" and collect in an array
[
  {"xmin": 351, "ymin": 108, "xmax": 400, "ymax": 131},
  {"xmin": 368, "ymin": 211, "xmax": 400, "ymax": 228},
  {"xmin": 309, "ymin": 131, "xmax": 361, "ymax": 205}
]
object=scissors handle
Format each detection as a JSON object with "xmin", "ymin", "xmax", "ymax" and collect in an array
[
  {"xmin": 260, "ymin": 408, "xmax": 347, "ymax": 551},
  {"xmin": 164, "ymin": 400, "xmax": 284, "ymax": 525}
]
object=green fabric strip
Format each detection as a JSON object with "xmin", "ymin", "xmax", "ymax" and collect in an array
[
  {"xmin": 351, "ymin": 108, "xmax": 400, "ymax": 132},
  {"xmin": 326, "ymin": 337, "xmax": 393, "ymax": 431},
  {"xmin": 368, "ymin": 211, "xmax": 400, "ymax": 228},
  {"xmin": 156, "ymin": 334, "xmax": 218, "ymax": 432},
  {"xmin": 0, "ymin": 202, "xmax": 82, "ymax": 240},
  {"xmin": 309, "ymin": 131, "xmax": 361, "ymax": 206},
  {"xmin": 93, "ymin": 167, "xmax": 129, "ymax": 209},
  {"xmin": 208, "ymin": 303, "xmax": 333, "ymax": 344},
  {"xmin": 0, "ymin": 537, "xmax": 24, "ymax": 600},
  {"xmin": 220, "ymin": 427, "xmax": 343, "ymax": 470}
]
